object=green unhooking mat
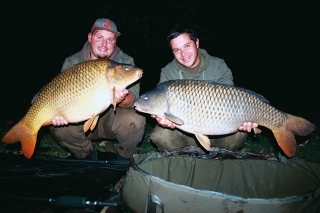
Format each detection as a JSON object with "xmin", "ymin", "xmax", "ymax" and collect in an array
[{"xmin": 121, "ymin": 150, "xmax": 320, "ymax": 213}]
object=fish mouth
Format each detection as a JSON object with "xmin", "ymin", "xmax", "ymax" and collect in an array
[
  {"xmin": 133, "ymin": 102, "xmax": 147, "ymax": 113},
  {"xmin": 137, "ymin": 70, "xmax": 143, "ymax": 79},
  {"xmin": 133, "ymin": 102, "xmax": 141, "ymax": 110}
]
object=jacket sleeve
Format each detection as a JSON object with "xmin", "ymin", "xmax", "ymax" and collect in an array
[
  {"xmin": 158, "ymin": 61, "xmax": 178, "ymax": 84},
  {"xmin": 61, "ymin": 56, "xmax": 82, "ymax": 72},
  {"xmin": 61, "ymin": 59, "xmax": 74, "ymax": 72},
  {"xmin": 158, "ymin": 68, "xmax": 171, "ymax": 84},
  {"xmin": 214, "ymin": 60, "xmax": 234, "ymax": 86}
]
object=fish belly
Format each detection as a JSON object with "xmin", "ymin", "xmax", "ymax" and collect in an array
[{"xmin": 59, "ymin": 87, "xmax": 111, "ymax": 122}]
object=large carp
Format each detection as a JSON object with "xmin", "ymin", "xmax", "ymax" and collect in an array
[
  {"xmin": 134, "ymin": 79, "xmax": 315, "ymax": 157},
  {"xmin": 2, "ymin": 59, "xmax": 143, "ymax": 159}
]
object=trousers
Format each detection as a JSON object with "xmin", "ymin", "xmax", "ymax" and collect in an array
[
  {"xmin": 150, "ymin": 125, "xmax": 248, "ymax": 151},
  {"xmin": 49, "ymin": 107, "xmax": 146, "ymax": 158}
]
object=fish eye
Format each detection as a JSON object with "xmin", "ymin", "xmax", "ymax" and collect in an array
[{"xmin": 124, "ymin": 66, "xmax": 130, "ymax": 71}]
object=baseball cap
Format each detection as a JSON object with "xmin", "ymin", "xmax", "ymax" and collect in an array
[{"xmin": 91, "ymin": 18, "xmax": 121, "ymax": 37}]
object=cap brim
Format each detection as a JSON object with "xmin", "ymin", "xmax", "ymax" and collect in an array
[{"xmin": 92, "ymin": 27, "xmax": 121, "ymax": 37}]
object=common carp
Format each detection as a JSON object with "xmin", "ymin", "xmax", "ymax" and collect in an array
[
  {"xmin": 2, "ymin": 59, "xmax": 143, "ymax": 159},
  {"xmin": 134, "ymin": 79, "xmax": 315, "ymax": 157}
]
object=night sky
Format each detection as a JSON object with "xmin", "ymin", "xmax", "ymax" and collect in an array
[{"xmin": 1, "ymin": 1, "xmax": 319, "ymax": 122}]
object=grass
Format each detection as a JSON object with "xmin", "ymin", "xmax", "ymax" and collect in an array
[{"xmin": 0, "ymin": 107, "xmax": 319, "ymax": 163}]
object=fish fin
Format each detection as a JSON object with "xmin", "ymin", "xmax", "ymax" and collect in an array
[
  {"xmin": 42, "ymin": 120, "xmax": 53, "ymax": 126},
  {"xmin": 272, "ymin": 114, "xmax": 315, "ymax": 157},
  {"xmin": 253, "ymin": 127, "xmax": 262, "ymax": 134},
  {"xmin": 1, "ymin": 122, "xmax": 37, "ymax": 159},
  {"xmin": 195, "ymin": 134, "xmax": 211, "ymax": 151},
  {"xmin": 83, "ymin": 115, "xmax": 99, "ymax": 132},
  {"xmin": 84, "ymin": 120, "xmax": 90, "ymax": 132},
  {"xmin": 113, "ymin": 86, "xmax": 116, "ymax": 111},
  {"xmin": 164, "ymin": 112, "xmax": 184, "ymax": 125},
  {"xmin": 285, "ymin": 114, "xmax": 315, "ymax": 136},
  {"xmin": 90, "ymin": 115, "xmax": 99, "ymax": 131},
  {"xmin": 273, "ymin": 129, "xmax": 297, "ymax": 158}
]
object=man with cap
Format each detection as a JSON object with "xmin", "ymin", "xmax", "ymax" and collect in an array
[{"xmin": 45, "ymin": 18, "xmax": 146, "ymax": 160}]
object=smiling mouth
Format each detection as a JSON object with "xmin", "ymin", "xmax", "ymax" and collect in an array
[{"xmin": 182, "ymin": 56, "xmax": 191, "ymax": 62}]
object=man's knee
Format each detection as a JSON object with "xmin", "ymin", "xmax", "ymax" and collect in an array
[
  {"xmin": 114, "ymin": 108, "xmax": 146, "ymax": 131},
  {"xmin": 50, "ymin": 124, "xmax": 84, "ymax": 137},
  {"xmin": 214, "ymin": 131, "xmax": 248, "ymax": 151},
  {"xmin": 49, "ymin": 126, "xmax": 66, "ymax": 139},
  {"xmin": 150, "ymin": 125, "xmax": 166, "ymax": 145},
  {"xmin": 150, "ymin": 126, "xmax": 188, "ymax": 151},
  {"xmin": 49, "ymin": 125, "xmax": 93, "ymax": 158}
]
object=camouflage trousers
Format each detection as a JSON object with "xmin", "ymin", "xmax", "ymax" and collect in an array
[
  {"xmin": 151, "ymin": 125, "xmax": 248, "ymax": 152},
  {"xmin": 49, "ymin": 107, "xmax": 146, "ymax": 158}
]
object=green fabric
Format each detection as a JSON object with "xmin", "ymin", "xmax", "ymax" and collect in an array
[
  {"xmin": 122, "ymin": 152, "xmax": 320, "ymax": 213},
  {"xmin": 138, "ymin": 157, "xmax": 318, "ymax": 198}
]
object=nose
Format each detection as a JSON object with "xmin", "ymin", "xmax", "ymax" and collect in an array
[{"xmin": 100, "ymin": 39, "xmax": 108, "ymax": 46}]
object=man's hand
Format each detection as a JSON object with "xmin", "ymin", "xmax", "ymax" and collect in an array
[
  {"xmin": 52, "ymin": 116, "xmax": 68, "ymax": 126},
  {"xmin": 112, "ymin": 87, "xmax": 134, "ymax": 108},
  {"xmin": 114, "ymin": 87, "xmax": 129, "ymax": 104},
  {"xmin": 151, "ymin": 114, "xmax": 176, "ymax": 129},
  {"xmin": 239, "ymin": 122, "xmax": 258, "ymax": 132}
]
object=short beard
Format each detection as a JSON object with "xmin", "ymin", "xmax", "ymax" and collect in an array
[{"xmin": 96, "ymin": 55, "xmax": 110, "ymax": 59}]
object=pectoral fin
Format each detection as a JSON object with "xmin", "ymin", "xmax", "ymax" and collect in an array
[
  {"xmin": 83, "ymin": 115, "xmax": 99, "ymax": 132},
  {"xmin": 253, "ymin": 127, "xmax": 262, "ymax": 134},
  {"xmin": 195, "ymin": 133, "xmax": 211, "ymax": 151},
  {"xmin": 42, "ymin": 120, "xmax": 53, "ymax": 126},
  {"xmin": 113, "ymin": 86, "xmax": 116, "ymax": 111},
  {"xmin": 164, "ymin": 112, "xmax": 184, "ymax": 125}
]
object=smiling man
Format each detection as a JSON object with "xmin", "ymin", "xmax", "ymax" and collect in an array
[
  {"xmin": 150, "ymin": 24, "xmax": 257, "ymax": 152},
  {"xmin": 44, "ymin": 18, "xmax": 146, "ymax": 160}
]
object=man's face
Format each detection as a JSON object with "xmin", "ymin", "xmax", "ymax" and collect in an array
[
  {"xmin": 88, "ymin": 30, "xmax": 117, "ymax": 59},
  {"xmin": 170, "ymin": 33, "xmax": 200, "ymax": 68}
]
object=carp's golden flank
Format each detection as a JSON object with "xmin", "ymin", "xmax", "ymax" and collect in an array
[{"xmin": 2, "ymin": 59, "xmax": 143, "ymax": 159}]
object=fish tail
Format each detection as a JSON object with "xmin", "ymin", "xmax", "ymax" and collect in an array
[
  {"xmin": 272, "ymin": 114, "xmax": 315, "ymax": 157},
  {"xmin": 1, "ymin": 122, "xmax": 37, "ymax": 159},
  {"xmin": 285, "ymin": 114, "xmax": 316, "ymax": 136}
]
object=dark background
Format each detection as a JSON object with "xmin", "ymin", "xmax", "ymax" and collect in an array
[{"xmin": 1, "ymin": 0, "xmax": 319, "ymax": 122}]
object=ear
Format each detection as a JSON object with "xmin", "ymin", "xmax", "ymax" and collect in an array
[
  {"xmin": 88, "ymin": 33, "xmax": 92, "ymax": 42},
  {"xmin": 196, "ymin": 38, "xmax": 199, "ymax": 48}
]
